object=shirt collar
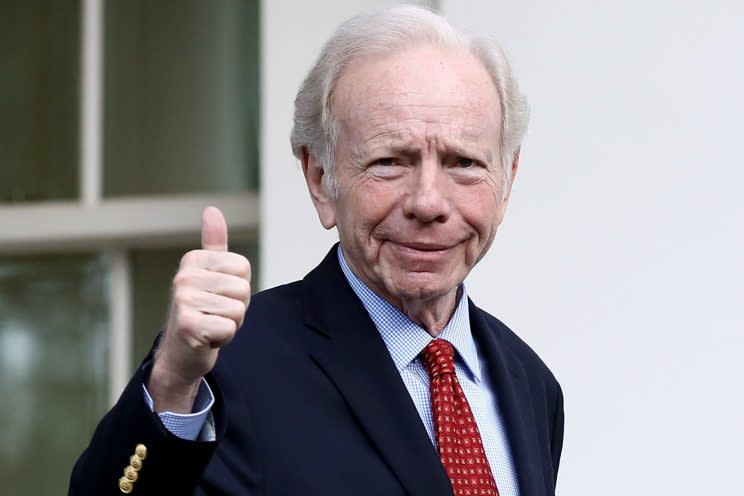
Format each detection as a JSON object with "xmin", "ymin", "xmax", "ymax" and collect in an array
[{"xmin": 337, "ymin": 245, "xmax": 482, "ymax": 382}]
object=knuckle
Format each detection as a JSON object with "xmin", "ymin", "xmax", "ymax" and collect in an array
[
  {"xmin": 239, "ymin": 278, "xmax": 252, "ymax": 297},
  {"xmin": 171, "ymin": 271, "xmax": 186, "ymax": 289},
  {"xmin": 170, "ymin": 286, "xmax": 192, "ymax": 307},
  {"xmin": 172, "ymin": 269, "xmax": 197, "ymax": 290},
  {"xmin": 179, "ymin": 250, "xmax": 201, "ymax": 267},
  {"xmin": 233, "ymin": 300, "xmax": 247, "ymax": 319},
  {"xmin": 185, "ymin": 334, "xmax": 206, "ymax": 351},
  {"xmin": 219, "ymin": 318, "xmax": 238, "ymax": 337},
  {"xmin": 177, "ymin": 311, "xmax": 200, "ymax": 334},
  {"xmin": 226, "ymin": 317, "xmax": 238, "ymax": 333},
  {"xmin": 237, "ymin": 256, "xmax": 251, "ymax": 277}
]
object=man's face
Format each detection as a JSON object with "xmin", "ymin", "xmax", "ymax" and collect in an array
[{"xmin": 308, "ymin": 44, "xmax": 515, "ymax": 309}]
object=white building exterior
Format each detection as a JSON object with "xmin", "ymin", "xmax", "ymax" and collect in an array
[{"xmin": 1, "ymin": 1, "xmax": 742, "ymax": 494}]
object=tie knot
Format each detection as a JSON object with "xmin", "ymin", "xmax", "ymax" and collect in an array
[{"xmin": 422, "ymin": 339, "xmax": 456, "ymax": 378}]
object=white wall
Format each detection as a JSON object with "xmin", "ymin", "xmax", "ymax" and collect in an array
[
  {"xmin": 442, "ymin": 1, "xmax": 744, "ymax": 494},
  {"xmin": 262, "ymin": 1, "xmax": 744, "ymax": 494}
]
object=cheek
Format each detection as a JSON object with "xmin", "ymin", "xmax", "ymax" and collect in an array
[
  {"xmin": 337, "ymin": 182, "xmax": 398, "ymax": 238},
  {"xmin": 352, "ymin": 182, "xmax": 399, "ymax": 219},
  {"xmin": 459, "ymin": 187, "xmax": 502, "ymax": 236},
  {"xmin": 459, "ymin": 202, "xmax": 501, "ymax": 268}
]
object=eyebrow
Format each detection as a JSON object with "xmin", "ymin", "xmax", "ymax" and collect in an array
[{"xmin": 360, "ymin": 131, "xmax": 496, "ymax": 164}]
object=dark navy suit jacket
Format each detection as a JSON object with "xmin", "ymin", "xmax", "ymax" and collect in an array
[{"xmin": 70, "ymin": 245, "xmax": 564, "ymax": 495}]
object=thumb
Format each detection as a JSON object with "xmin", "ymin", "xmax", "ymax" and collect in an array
[{"xmin": 201, "ymin": 206, "xmax": 228, "ymax": 251}]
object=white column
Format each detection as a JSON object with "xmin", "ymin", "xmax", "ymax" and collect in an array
[
  {"xmin": 80, "ymin": 0, "xmax": 103, "ymax": 207},
  {"xmin": 108, "ymin": 250, "xmax": 132, "ymax": 404},
  {"xmin": 81, "ymin": 0, "xmax": 127, "ymax": 404}
]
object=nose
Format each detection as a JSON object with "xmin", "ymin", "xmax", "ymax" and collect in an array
[{"xmin": 402, "ymin": 160, "xmax": 452, "ymax": 223}]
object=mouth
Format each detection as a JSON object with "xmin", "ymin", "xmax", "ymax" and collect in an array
[
  {"xmin": 392, "ymin": 241, "xmax": 453, "ymax": 251},
  {"xmin": 388, "ymin": 240, "xmax": 456, "ymax": 253},
  {"xmin": 380, "ymin": 239, "xmax": 463, "ymax": 271}
]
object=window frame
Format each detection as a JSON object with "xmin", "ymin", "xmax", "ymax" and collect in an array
[{"xmin": 0, "ymin": 0, "xmax": 259, "ymax": 404}]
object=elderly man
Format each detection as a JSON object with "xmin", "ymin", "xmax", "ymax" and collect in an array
[{"xmin": 71, "ymin": 6, "xmax": 563, "ymax": 496}]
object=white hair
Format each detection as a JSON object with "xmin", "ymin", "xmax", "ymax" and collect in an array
[{"xmin": 290, "ymin": 4, "xmax": 529, "ymax": 198}]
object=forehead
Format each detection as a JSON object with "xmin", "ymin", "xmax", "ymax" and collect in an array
[{"xmin": 333, "ymin": 44, "xmax": 502, "ymax": 146}]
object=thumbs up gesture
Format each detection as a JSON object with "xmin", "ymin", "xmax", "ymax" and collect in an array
[{"xmin": 148, "ymin": 207, "xmax": 251, "ymax": 413}]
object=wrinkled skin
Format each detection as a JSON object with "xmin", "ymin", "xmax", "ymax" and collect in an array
[{"xmin": 303, "ymin": 44, "xmax": 518, "ymax": 335}]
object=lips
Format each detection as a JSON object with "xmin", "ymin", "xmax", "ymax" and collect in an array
[
  {"xmin": 389, "ymin": 241, "xmax": 457, "ymax": 261},
  {"xmin": 389, "ymin": 241, "xmax": 455, "ymax": 252},
  {"xmin": 382, "ymin": 241, "xmax": 459, "ymax": 272}
]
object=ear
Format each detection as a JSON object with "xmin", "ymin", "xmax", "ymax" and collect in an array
[
  {"xmin": 301, "ymin": 148, "xmax": 337, "ymax": 229},
  {"xmin": 501, "ymin": 148, "xmax": 520, "ymax": 203},
  {"xmin": 495, "ymin": 148, "xmax": 520, "ymax": 220}
]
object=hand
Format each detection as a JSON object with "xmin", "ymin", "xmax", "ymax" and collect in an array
[{"xmin": 148, "ymin": 206, "xmax": 251, "ymax": 413}]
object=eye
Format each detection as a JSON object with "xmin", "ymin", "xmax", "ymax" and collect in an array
[
  {"xmin": 456, "ymin": 157, "xmax": 476, "ymax": 168},
  {"xmin": 371, "ymin": 157, "xmax": 397, "ymax": 167}
]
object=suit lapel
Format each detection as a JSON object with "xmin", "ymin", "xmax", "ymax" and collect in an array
[
  {"xmin": 469, "ymin": 301, "xmax": 545, "ymax": 496},
  {"xmin": 302, "ymin": 247, "xmax": 452, "ymax": 496}
]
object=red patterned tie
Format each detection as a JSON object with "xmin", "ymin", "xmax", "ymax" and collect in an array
[{"xmin": 423, "ymin": 339, "xmax": 500, "ymax": 496}]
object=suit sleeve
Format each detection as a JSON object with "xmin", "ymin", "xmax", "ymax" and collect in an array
[
  {"xmin": 550, "ymin": 383, "xmax": 565, "ymax": 484},
  {"xmin": 68, "ymin": 360, "xmax": 225, "ymax": 495}
]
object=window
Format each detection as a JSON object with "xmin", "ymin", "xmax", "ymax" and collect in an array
[
  {"xmin": 103, "ymin": 0, "xmax": 260, "ymax": 196},
  {"xmin": 0, "ymin": 254, "xmax": 108, "ymax": 493},
  {"xmin": 0, "ymin": 1, "xmax": 260, "ymax": 494},
  {"xmin": 1, "ymin": 2, "xmax": 80, "ymax": 202}
]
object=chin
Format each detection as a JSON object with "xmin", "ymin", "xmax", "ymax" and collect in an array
[{"xmin": 388, "ymin": 277, "xmax": 456, "ymax": 303}]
